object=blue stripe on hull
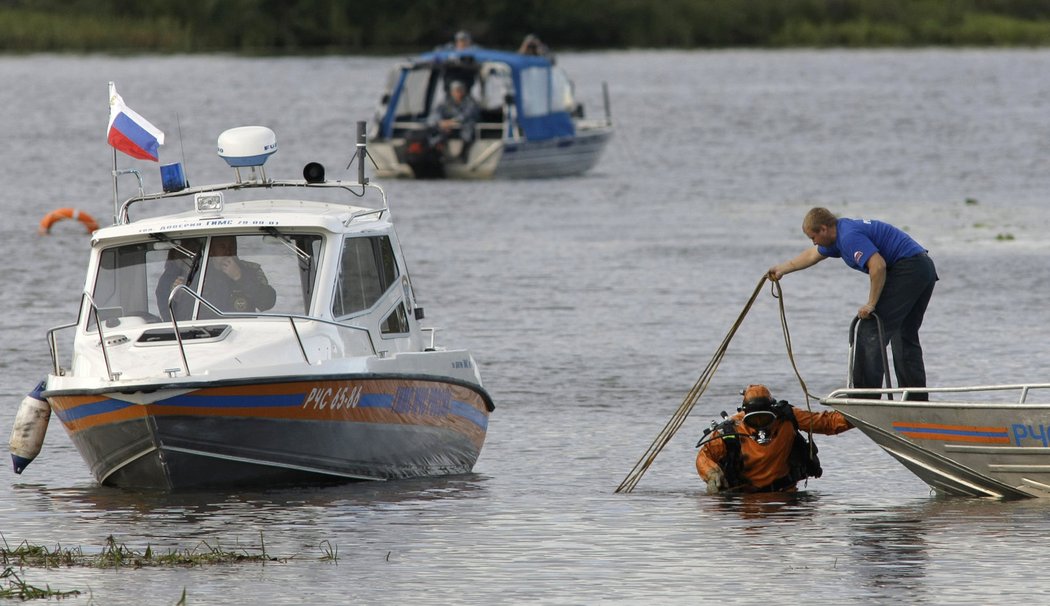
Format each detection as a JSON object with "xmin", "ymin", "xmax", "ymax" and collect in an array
[{"xmin": 53, "ymin": 388, "xmax": 488, "ymax": 430}]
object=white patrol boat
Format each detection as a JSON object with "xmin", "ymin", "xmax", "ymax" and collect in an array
[{"xmin": 9, "ymin": 122, "xmax": 493, "ymax": 490}]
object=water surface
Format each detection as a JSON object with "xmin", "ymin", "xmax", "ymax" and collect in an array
[{"xmin": 1, "ymin": 49, "xmax": 1049, "ymax": 604}]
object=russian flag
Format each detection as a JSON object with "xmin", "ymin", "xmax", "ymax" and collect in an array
[{"xmin": 107, "ymin": 84, "xmax": 164, "ymax": 162}]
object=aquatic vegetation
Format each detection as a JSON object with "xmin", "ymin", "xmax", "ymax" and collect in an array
[
  {"xmin": 0, "ymin": 534, "xmax": 282, "ymax": 570},
  {"xmin": 0, "ymin": 567, "xmax": 80, "ymax": 600},
  {"xmin": 0, "ymin": 532, "xmax": 339, "ymax": 600},
  {"xmin": 319, "ymin": 540, "xmax": 339, "ymax": 562}
]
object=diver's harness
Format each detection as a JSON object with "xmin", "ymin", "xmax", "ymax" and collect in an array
[{"xmin": 697, "ymin": 400, "xmax": 822, "ymax": 492}]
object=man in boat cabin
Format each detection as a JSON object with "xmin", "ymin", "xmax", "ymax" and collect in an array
[
  {"xmin": 768, "ymin": 207, "xmax": 938, "ymax": 400},
  {"xmin": 696, "ymin": 385, "xmax": 853, "ymax": 494},
  {"xmin": 202, "ymin": 236, "xmax": 276, "ymax": 315},
  {"xmin": 427, "ymin": 80, "xmax": 479, "ymax": 160}
]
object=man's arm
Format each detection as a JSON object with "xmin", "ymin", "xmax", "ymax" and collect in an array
[
  {"xmin": 768, "ymin": 247, "xmax": 826, "ymax": 280},
  {"xmin": 241, "ymin": 263, "xmax": 277, "ymax": 311},
  {"xmin": 858, "ymin": 252, "xmax": 886, "ymax": 319}
]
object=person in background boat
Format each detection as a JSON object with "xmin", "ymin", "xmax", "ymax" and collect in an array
[
  {"xmin": 768, "ymin": 207, "xmax": 938, "ymax": 401},
  {"xmin": 518, "ymin": 34, "xmax": 551, "ymax": 57},
  {"xmin": 201, "ymin": 236, "xmax": 276, "ymax": 314},
  {"xmin": 441, "ymin": 31, "xmax": 479, "ymax": 93},
  {"xmin": 427, "ymin": 80, "xmax": 479, "ymax": 160},
  {"xmin": 697, "ymin": 385, "xmax": 853, "ymax": 494},
  {"xmin": 451, "ymin": 30, "xmax": 473, "ymax": 50}
]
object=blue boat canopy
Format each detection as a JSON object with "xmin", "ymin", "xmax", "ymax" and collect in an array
[{"xmin": 379, "ymin": 47, "xmax": 576, "ymax": 142}]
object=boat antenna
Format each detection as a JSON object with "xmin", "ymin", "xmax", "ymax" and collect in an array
[
  {"xmin": 346, "ymin": 120, "xmax": 379, "ymax": 185},
  {"xmin": 602, "ymin": 81, "xmax": 612, "ymax": 126},
  {"xmin": 176, "ymin": 112, "xmax": 190, "ymax": 187}
]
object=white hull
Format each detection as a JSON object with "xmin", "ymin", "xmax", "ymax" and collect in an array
[
  {"xmin": 15, "ymin": 123, "xmax": 494, "ymax": 489},
  {"xmin": 371, "ymin": 125, "xmax": 612, "ymax": 180}
]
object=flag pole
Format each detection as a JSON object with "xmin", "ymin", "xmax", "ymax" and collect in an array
[{"xmin": 109, "ymin": 81, "xmax": 119, "ymax": 225}]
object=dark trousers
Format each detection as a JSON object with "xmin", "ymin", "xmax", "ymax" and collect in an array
[{"xmin": 853, "ymin": 254, "xmax": 938, "ymax": 400}]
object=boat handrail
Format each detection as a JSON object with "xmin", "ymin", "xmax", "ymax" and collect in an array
[
  {"xmin": 46, "ymin": 319, "xmax": 78, "ymax": 377},
  {"xmin": 47, "ymin": 291, "xmax": 124, "ymax": 379},
  {"xmin": 116, "ymin": 180, "xmax": 388, "ymax": 225},
  {"xmin": 344, "ymin": 208, "xmax": 387, "ymax": 226},
  {"xmin": 44, "ymin": 287, "xmax": 379, "ymax": 381},
  {"xmin": 167, "ymin": 284, "xmax": 378, "ymax": 377},
  {"xmin": 825, "ymin": 383, "xmax": 1050, "ymax": 404},
  {"xmin": 46, "ymin": 291, "xmax": 91, "ymax": 377},
  {"xmin": 390, "ymin": 121, "xmax": 425, "ymax": 130}
]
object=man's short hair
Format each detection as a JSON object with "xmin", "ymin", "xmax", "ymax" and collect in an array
[{"xmin": 803, "ymin": 207, "xmax": 837, "ymax": 232}]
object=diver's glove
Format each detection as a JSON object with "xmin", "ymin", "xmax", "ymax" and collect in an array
[{"xmin": 705, "ymin": 467, "xmax": 725, "ymax": 494}]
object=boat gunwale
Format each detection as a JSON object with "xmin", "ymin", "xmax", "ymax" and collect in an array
[{"xmin": 823, "ymin": 383, "xmax": 1050, "ymax": 408}]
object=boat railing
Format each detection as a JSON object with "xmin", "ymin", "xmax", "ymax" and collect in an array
[
  {"xmin": 46, "ymin": 288, "xmax": 378, "ymax": 381},
  {"xmin": 116, "ymin": 122, "xmax": 386, "ymax": 225},
  {"xmin": 48, "ymin": 291, "xmax": 122, "ymax": 379},
  {"xmin": 117, "ymin": 180, "xmax": 388, "ymax": 225},
  {"xmin": 825, "ymin": 383, "xmax": 1050, "ymax": 405},
  {"xmin": 164, "ymin": 285, "xmax": 378, "ymax": 377}
]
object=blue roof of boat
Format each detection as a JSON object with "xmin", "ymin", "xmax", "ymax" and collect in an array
[
  {"xmin": 413, "ymin": 47, "xmax": 554, "ymax": 70},
  {"xmin": 382, "ymin": 46, "xmax": 575, "ymax": 141}
]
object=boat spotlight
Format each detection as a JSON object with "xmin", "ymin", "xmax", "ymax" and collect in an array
[{"xmin": 195, "ymin": 192, "xmax": 224, "ymax": 216}]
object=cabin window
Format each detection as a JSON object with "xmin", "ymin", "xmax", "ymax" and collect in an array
[
  {"xmin": 333, "ymin": 236, "xmax": 400, "ymax": 318},
  {"xmin": 551, "ymin": 66, "xmax": 575, "ymax": 113},
  {"xmin": 381, "ymin": 302, "xmax": 410, "ymax": 335},
  {"xmin": 91, "ymin": 238, "xmax": 205, "ymax": 330},
  {"xmin": 89, "ymin": 233, "xmax": 320, "ymax": 330},
  {"xmin": 196, "ymin": 234, "xmax": 321, "ymax": 320},
  {"xmin": 520, "ymin": 66, "xmax": 551, "ymax": 117},
  {"xmin": 394, "ymin": 68, "xmax": 433, "ymax": 119}
]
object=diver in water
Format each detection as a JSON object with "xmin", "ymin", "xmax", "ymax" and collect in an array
[{"xmin": 696, "ymin": 384, "xmax": 853, "ymax": 494}]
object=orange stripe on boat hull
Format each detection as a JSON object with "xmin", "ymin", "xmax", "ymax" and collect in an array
[
  {"xmin": 892, "ymin": 421, "xmax": 1010, "ymax": 444},
  {"xmin": 49, "ymin": 378, "xmax": 490, "ymax": 447}
]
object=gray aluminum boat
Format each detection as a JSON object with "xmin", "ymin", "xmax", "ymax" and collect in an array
[{"xmin": 823, "ymin": 384, "xmax": 1050, "ymax": 499}]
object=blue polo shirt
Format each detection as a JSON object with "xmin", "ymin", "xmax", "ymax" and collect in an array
[{"xmin": 817, "ymin": 218, "xmax": 926, "ymax": 273}]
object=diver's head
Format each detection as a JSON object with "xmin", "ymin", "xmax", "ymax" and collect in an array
[{"xmin": 741, "ymin": 384, "xmax": 778, "ymax": 441}]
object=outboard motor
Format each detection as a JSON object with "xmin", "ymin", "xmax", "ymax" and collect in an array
[{"xmin": 403, "ymin": 129, "xmax": 446, "ymax": 179}]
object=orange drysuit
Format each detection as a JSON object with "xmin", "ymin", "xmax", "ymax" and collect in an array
[{"xmin": 696, "ymin": 407, "xmax": 852, "ymax": 492}]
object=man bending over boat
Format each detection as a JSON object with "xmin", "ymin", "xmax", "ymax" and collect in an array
[
  {"xmin": 696, "ymin": 385, "xmax": 852, "ymax": 494},
  {"xmin": 427, "ymin": 80, "xmax": 479, "ymax": 160},
  {"xmin": 201, "ymin": 236, "xmax": 276, "ymax": 315},
  {"xmin": 768, "ymin": 207, "xmax": 938, "ymax": 400}
]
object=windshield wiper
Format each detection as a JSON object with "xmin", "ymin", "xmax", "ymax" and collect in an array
[{"xmin": 261, "ymin": 226, "xmax": 311, "ymax": 262}]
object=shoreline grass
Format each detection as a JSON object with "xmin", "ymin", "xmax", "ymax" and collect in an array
[{"xmin": 0, "ymin": 532, "xmax": 340, "ymax": 601}]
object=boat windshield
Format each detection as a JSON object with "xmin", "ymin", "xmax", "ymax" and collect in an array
[
  {"xmin": 88, "ymin": 233, "xmax": 322, "ymax": 330},
  {"xmin": 392, "ymin": 67, "xmax": 434, "ymax": 119}
]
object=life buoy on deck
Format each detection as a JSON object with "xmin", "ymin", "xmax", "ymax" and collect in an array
[{"xmin": 38, "ymin": 208, "xmax": 100, "ymax": 235}]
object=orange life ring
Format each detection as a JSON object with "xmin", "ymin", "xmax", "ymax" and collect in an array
[{"xmin": 38, "ymin": 208, "xmax": 100, "ymax": 235}]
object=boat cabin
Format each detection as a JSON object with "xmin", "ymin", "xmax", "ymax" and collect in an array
[
  {"xmin": 376, "ymin": 47, "xmax": 582, "ymax": 145},
  {"xmin": 91, "ymin": 228, "xmax": 409, "ymax": 331}
]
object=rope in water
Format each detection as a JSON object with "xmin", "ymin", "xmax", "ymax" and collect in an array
[{"xmin": 614, "ymin": 275, "xmax": 818, "ymax": 494}]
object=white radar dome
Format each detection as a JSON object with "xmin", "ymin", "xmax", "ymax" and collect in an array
[{"xmin": 217, "ymin": 126, "xmax": 277, "ymax": 167}]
